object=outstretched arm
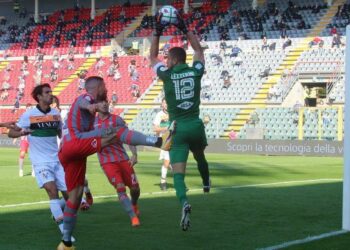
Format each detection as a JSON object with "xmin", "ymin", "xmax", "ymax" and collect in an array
[
  {"xmin": 149, "ymin": 14, "xmax": 164, "ymax": 68},
  {"xmin": 175, "ymin": 14, "xmax": 204, "ymax": 64},
  {"xmin": 150, "ymin": 35, "xmax": 161, "ymax": 68},
  {"xmin": 186, "ymin": 31, "xmax": 204, "ymax": 64}
]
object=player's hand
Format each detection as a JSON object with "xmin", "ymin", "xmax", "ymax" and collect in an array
[
  {"xmin": 20, "ymin": 128, "xmax": 33, "ymax": 136},
  {"xmin": 129, "ymin": 154, "xmax": 138, "ymax": 167},
  {"xmin": 174, "ymin": 13, "xmax": 188, "ymax": 34},
  {"xmin": 87, "ymin": 104, "xmax": 97, "ymax": 114},
  {"xmin": 154, "ymin": 13, "xmax": 165, "ymax": 36},
  {"xmin": 0, "ymin": 121, "xmax": 16, "ymax": 129}
]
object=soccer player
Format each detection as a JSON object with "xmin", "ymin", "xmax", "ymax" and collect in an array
[
  {"xmin": 8, "ymin": 84, "xmax": 72, "ymax": 240},
  {"xmin": 149, "ymin": 14, "xmax": 210, "ymax": 231},
  {"xmin": 153, "ymin": 98, "xmax": 171, "ymax": 190},
  {"xmin": 51, "ymin": 95, "xmax": 93, "ymax": 211},
  {"xmin": 95, "ymin": 100, "xmax": 141, "ymax": 227},
  {"xmin": 57, "ymin": 76, "xmax": 173, "ymax": 250}
]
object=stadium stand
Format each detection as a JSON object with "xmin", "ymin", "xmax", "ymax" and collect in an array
[{"xmin": 0, "ymin": 0, "xmax": 347, "ymax": 142}]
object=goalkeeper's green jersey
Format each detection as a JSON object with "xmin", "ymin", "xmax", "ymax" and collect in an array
[{"xmin": 155, "ymin": 61, "xmax": 205, "ymax": 121}]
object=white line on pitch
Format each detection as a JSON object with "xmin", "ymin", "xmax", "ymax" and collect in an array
[
  {"xmin": 0, "ymin": 178, "xmax": 341, "ymax": 209},
  {"xmin": 257, "ymin": 230, "xmax": 349, "ymax": 250}
]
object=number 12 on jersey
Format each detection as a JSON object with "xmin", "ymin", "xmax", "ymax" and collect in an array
[{"xmin": 174, "ymin": 78, "xmax": 195, "ymax": 100}]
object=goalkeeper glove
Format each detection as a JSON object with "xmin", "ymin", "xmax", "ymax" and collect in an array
[
  {"xmin": 154, "ymin": 13, "xmax": 165, "ymax": 36},
  {"xmin": 174, "ymin": 13, "xmax": 188, "ymax": 34}
]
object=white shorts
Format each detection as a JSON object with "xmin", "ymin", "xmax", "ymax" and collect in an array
[
  {"xmin": 159, "ymin": 150, "xmax": 170, "ymax": 161},
  {"xmin": 33, "ymin": 161, "xmax": 67, "ymax": 191}
]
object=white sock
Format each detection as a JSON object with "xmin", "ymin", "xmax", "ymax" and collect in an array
[
  {"xmin": 84, "ymin": 186, "xmax": 90, "ymax": 193},
  {"xmin": 81, "ymin": 197, "xmax": 86, "ymax": 203},
  {"xmin": 50, "ymin": 199, "xmax": 64, "ymax": 232},
  {"xmin": 19, "ymin": 158, "xmax": 24, "ymax": 171},
  {"xmin": 59, "ymin": 198, "xmax": 66, "ymax": 210},
  {"xmin": 161, "ymin": 166, "xmax": 168, "ymax": 183}
]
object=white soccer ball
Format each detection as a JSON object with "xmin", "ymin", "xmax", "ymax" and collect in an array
[{"xmin": 159, "ymin": 5, "xmax": 179, "ymax": 25}]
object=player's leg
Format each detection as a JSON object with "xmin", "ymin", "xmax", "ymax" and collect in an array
[
  {"xmin": 190, "ymin": 120, "xmax": 210, "ymax": 192},
  {"xmin": 121, "ymin": 161, "xmax": 140, "ymax": 217},
  {"xmin": 191, "ymin": 149, "xmax": 210, "ymax": 192},
  {"xmin": 18, "ymin": 149, "xmax": 25, "ymax": 177},
  {"xmin": 58, "ymin": 149, "xmax": 86, "ymax": 249},
  {"xmin": 33, "ymin": 163, "xmax": 67, "ymax": 238},
  {"xmin": 160, "ymin": 150, "xmax": 171, "ymax": 191},
  {"xmin": 83, "ymin": 178, "xmax": 93, "ymax": 206},
  {"xmin": 102, "ymin": 162, "xmax": 139, "ymax": 226}
]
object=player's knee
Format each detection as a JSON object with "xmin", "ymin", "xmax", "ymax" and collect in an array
[{"xmin": 116, "ymin": 183, "xmax": 126, "ymax": 193}]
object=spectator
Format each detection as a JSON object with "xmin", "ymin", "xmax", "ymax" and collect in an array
[
  {"xmin": 219, "ymin": 39, "xmax": 227, "ymax": 55},
  {"xmin": 211, "ymin": 54, "xmax": 223, "ymax": 66},
  {"xmin": 249, "ymin": 112, "xmax": 260, "ymax": 127},
  {"xmin": 130, "ymin": 83, "xmax": 140, "ymax": 98},
  {"xmin": 259, "ymin": 66, "xmax": 271, "ymax": 78},
  {"xmin": 111, "ymin": 91, "xmax": 118, "ymax": 105},
  {"xmin": 331, "ymin": 33, "xmax": 343, "ymax": 48},
  {"xmin": 84, "ymin": 45, "xmax": 92, "ymax": 57},
  {"xmin": 261, "ymin": 36, "xmax": 269, "ymax": 51},
  {"xmin": 282, "ymin": 36, "xmax": 292, "ymax": 50},
  {"xmin": 95, "ymin": 58, "xmax": 105, "ymax": 70},
  {"xmin": 2, "ymin": 80, "xmax": 10, "ymax": 91},
  {"xmin": 113, "ymin": 68, "xmax": 121, "ymax": 82},
  {"xmin": 0, "ymin": 89, "xmax": 8, "ymax": 101},
  {"xmin": 128, "ymin": 59, "xmax": 137, "ymax": 76},
  {"xmin": 309, "ymin": 37, "xmax": 324, "ymax": 48},
  {"xmin": 230, "ymin": 45, "xmax": 242, "ymax": 57},
  {"xmin": 330, "ymin": 26, "xmax": 337, "ymax": 36},
  {"xmin": 228, "ymin": 130, "xmax": 237, "ymax": 140},
  {"xmin": 221, "ymin": 70, "xmax": 232, "ymax": 89},
  {"xmin": 202, "ymin": 114, "xmax": 211, "ymax": 126}
]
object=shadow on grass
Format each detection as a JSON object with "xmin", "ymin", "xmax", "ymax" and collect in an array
[{"xmin": 0, "ymin": 181, "xmax": 347, "ymax": 250}]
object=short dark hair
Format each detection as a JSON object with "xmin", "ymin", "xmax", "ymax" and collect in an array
[
  {"xmin": 85, "ymin": 76, "xmax": 104, "ymax": 89},
  {"xmin": 31, "ymin": 83, "xmax": 51, "ymax": 103},
  {"xmin": 168, "ymin": 47, "xmax": 186, "ymax": 64}
]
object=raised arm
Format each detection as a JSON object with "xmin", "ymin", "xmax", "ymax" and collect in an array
[
  {"xmin": 149, "ymin": 14, "xmax": 165, "ymax": 68},
  {"xmin": 175, "ymin": 14, "xmax": 204, "ymax": 64},
  {"xmin": 186, "ymin": 31, "xmax": 204, "ymax": 64}
]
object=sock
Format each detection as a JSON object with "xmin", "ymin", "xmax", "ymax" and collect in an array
[
  {"xmin": 161, "ymin": 166, "xmax": 167, "ymax": 183},
  {"xmin": 62, "ymin": 200, "xmax": 79, "ymax": 243},
  {"xmin": 19, "ymin": 158, "xmax": 24, "ymax": 171},
  {"xmin": 81, "ymin": 197, "xmax": 86, "ymax": 203},
  {"xmin": 196, "ymin": 156, "xmax": 210, "ymax": 186},
  {"xmin": 173, "ymin": 173, "xmax": 187, "ymax": 206},
  {"xmin": 118, "ymin": 192, "xmax": 136, "ymax": 218},
  {"xmin": 59, "ymin": 198, "xmax": 66, "ymax": 210},
  {"xmin": 50, "ymin": 199, "xmax": 64, "ymax": 233},
  {"xmin": 83, "ymin": 186, "xmax": 90, "ymax": 194}
]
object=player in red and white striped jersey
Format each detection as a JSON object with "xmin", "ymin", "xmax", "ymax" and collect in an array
[{"xmin": 95, "ymin": 100, "xmax": 140, "ymax": 227}]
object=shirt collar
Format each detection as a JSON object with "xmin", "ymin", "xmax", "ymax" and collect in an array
[
  {"xmin": 36, "ymin": 104, "xmax": 51, "ymax": 114},
  {"xmin": 172, "ymin": 63, "xmax": 188, "ymax": 72}
]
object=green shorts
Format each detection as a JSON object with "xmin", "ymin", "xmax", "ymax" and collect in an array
[{"xmin": 170, "ymin": 119, "xmax": 208, "ymax": 164}]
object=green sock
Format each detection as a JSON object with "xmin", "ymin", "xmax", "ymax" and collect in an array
[{"xmin": 173, "ymin": 173, "xmax": 187, "ymax": 206}]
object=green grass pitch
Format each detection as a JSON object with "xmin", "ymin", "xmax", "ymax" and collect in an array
[{"xmin": 0, "ymin": 147, "xmax": 349, "ymax": 250}]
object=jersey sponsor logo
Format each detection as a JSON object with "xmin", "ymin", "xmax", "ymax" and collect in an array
[
  {"xmin": 177, "ymin": 101, "xmax": 194, "ymax": 110},
  {"xmin": 160, "ymin": 66, "xmax": 168, "ymax": 72},
  {"xmin": 195, "ymin": 63, "xmax": 203, "ymax": 70},
  {"xmin": 91, "ymin": 139, "xmax": 97, "ymax": 148}
]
